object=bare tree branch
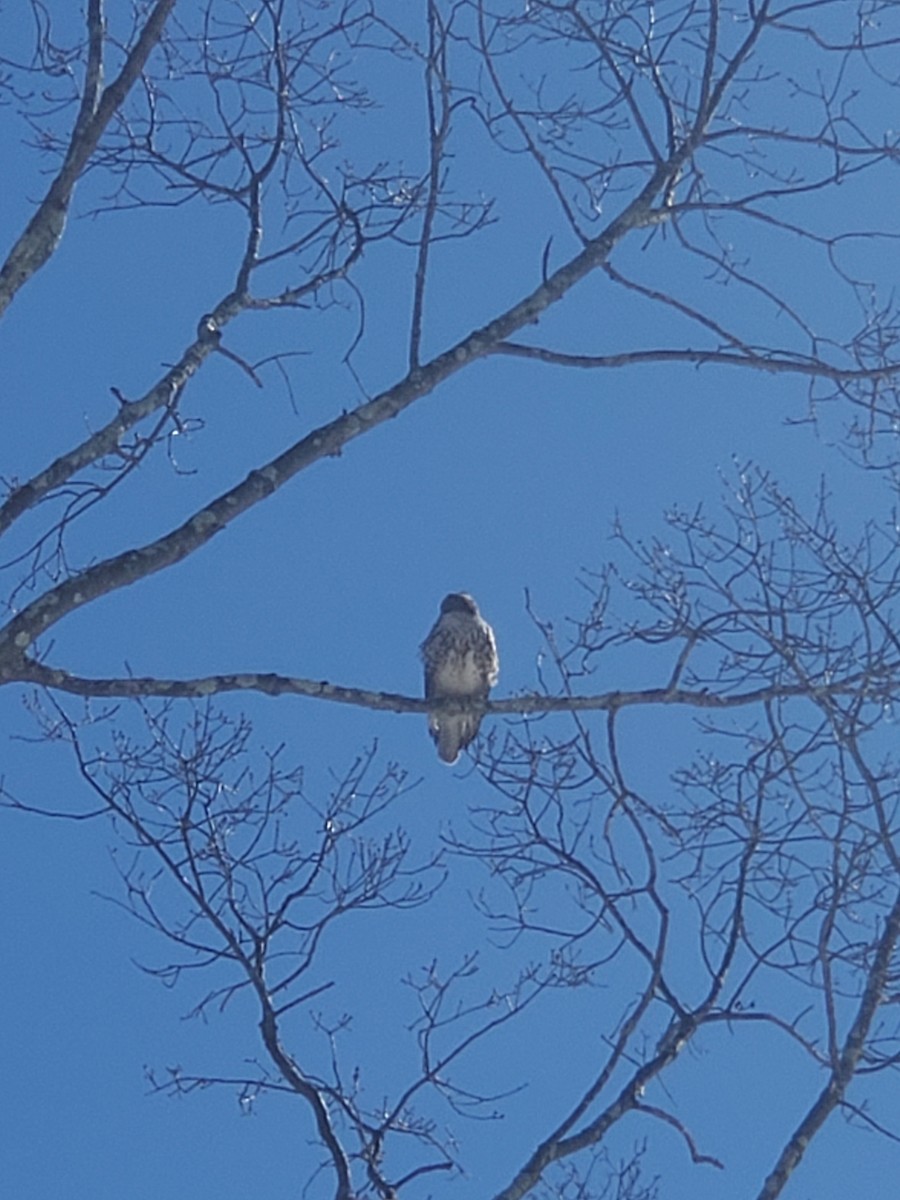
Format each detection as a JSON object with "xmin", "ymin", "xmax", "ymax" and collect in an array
[{"xmin": 0, "ymin": 0, "xmax": 177, "ymax": 316}]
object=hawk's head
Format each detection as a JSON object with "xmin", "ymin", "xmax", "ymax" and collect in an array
[{"xmin": 440, "ymin": 592, "xmax": 479, "ymax": 617}]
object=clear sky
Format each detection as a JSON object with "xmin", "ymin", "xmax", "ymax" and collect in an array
[{"xmin": 2, "ymin": 4, "xmax": 900, "ymax": 1199}]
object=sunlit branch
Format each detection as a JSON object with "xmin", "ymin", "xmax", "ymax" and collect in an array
[{"xmin": 13, "ymin": 657, "xmax": 889, "ymax": 714}]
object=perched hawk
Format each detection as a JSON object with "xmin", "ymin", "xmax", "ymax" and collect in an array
[{"xmin": 421, "ymin": 593, "xmax": 499, "ymax": 764}]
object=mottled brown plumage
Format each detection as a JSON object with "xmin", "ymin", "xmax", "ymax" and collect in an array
[{"xmin": 421, "ymin": 593, "xmax": 499, "ymax": 764}]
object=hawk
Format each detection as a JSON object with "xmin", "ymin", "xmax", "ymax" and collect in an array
[{"xmin": 421, "ymin": 592, "xmax": 499, "ymax": 764}]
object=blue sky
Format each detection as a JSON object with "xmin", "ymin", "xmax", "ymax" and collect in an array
[{"xmin": 3, "ymin": 3, "xmax": 900, "ymax": 1199}]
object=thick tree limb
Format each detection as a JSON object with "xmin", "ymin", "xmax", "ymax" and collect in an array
[
  {"xmin": 0, "ymin": 0, "xmax": 769, "ymax": 664},
  {"xmin": 0, "ymin": 158, "xmax": 688, "ymax": 660}
]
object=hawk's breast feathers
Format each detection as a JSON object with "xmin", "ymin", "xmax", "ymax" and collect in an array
[{"xmin": 421, "ymin": 593, "xmax": 499, "ymax": 764}]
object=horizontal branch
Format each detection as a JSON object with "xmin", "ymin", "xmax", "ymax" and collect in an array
[
  {"xmin": 496, "ymin": 342, "xmax": 900, "ymax": 383},
  {"xmin": 14, "ymin": 659, "xmax": 874, "ymax": 715}
]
